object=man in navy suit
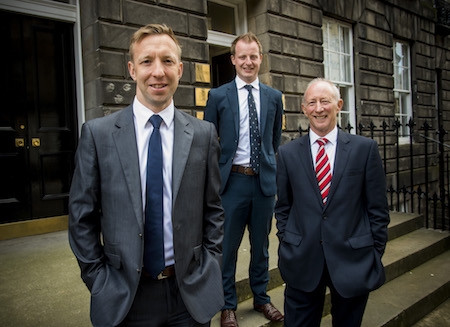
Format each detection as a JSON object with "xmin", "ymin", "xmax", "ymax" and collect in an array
[
  {"xmin": 204, "ymin": 32, "xmax": 284, "ymax": 327},
  {"xmin": 275, "ymin": 78, "xmax": 390, "ymax": 327}
]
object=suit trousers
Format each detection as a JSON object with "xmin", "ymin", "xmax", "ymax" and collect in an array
[
  {"xmin": 119, "ymin": 276, "xmax": 209, "ymax": 327},
  {"xmin": 221, "ymin": 172, "xmax": 274, "ymax": 309},
  {"xmin": 284, "ymin": 264, "xmax": 369, "ymax": 327}
]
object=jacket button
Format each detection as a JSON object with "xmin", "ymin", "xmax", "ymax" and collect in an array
[
  {"xmin": 322, "ymin": 216, "xmax": 327, "ymax": 220},
  {"xmin": 139, "ymin": 233, "xmax": 143, "ymax": 238}
]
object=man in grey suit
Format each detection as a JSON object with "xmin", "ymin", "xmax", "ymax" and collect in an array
[
  {"xmin": 69, "ymin": 24, "xmax": 224, "ymax": 326},
  {"xmin": 275, "ymin": 78, "xmax": 390, "ymax": 327},
  {"xmin": 204, "ymin": 32, "xmax": 284, "ymax": 327}
]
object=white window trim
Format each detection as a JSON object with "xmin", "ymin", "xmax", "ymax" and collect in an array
[
  {"xmin": 0, "ymin": 0, "xmax": 86, "ymax": 130},
  {"xmin": 322, "ymin": 18, "xmax": 356, "ymax": 133},
  {"xmin": 207, "ymin": 0, "xmax": 247, "ymax": 47},
  {"xmin": 393, "ymin": 40, "xmax": 412, "ymax": 144}
]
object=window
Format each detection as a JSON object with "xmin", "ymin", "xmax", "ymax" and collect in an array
[
  {"xmin": 322, "ymin": 18, "xmax": 355, "ymax": 133},
  {"xmin": 393, "ymin": 40, "xmax": 412, "ymax": 141},
  {"xmin": 207, "ymin": 0, "xmax": 247, "ymax": 86},
  {"xmin": 206, "ymin": 0, "xmax": 246, "ymax": 47}
]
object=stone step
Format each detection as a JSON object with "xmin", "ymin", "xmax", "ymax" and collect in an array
[
  {"xmin": 387, "ymin": 212, "xmax": 424, "ymax": 241},
  {"xmin": 218, "ymin": 212, "xmax": 448, "ymax": 327},
  {"xmin": 320, "ymin": 227, "xmax": 450, "ymax": 318},
  {"xmin": 382, "ymin": 228, "xmax": 450, "ymax": 282},
  {"xmin": 411, "ymin": 297, "xmax": 450, "ymax": 327},
  {"xmin": 234, "ymin": 212, "xmax": 424, "ymax": 303},
  {"xmin": 320, "ymin": 250, "xmax": 450, "ymax": 327}
]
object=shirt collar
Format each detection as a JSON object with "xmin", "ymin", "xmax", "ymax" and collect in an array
[
  {"xmin": 132, "ymin": 96, "xmax": 174, "ymax": 129},
  {"xmin": 235, "ymin": 76, "xmax": 260, "ymax": 91},
  {"xmin": 309, "ymin": 126, "xmax": 338, "ymax": 146}
]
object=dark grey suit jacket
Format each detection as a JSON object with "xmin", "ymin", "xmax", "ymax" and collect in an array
[
  {"xmin": 69, "ymin": 105, "xmax": 224, "ymax": 326},
  {"xmin": 275, "ymin": 130, "xmax": 390, "ymax": 298},
  {"xmin": 204, "ymin": 80, "xmax": 283, "ymax": 196}
]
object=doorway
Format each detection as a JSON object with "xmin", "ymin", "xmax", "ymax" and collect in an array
[{"xmin": 0, "ymin": 11, "xmax": 78, "ymax": 223}]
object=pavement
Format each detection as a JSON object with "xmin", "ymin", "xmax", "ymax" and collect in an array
[{"xmin": 0, "ymin": 219, "xmax": 282, "ymax": 327}]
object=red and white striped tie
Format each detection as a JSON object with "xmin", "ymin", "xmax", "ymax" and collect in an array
[{"xmin": 316, "ymin": 138, "xmax": 332, "ymax": 204}]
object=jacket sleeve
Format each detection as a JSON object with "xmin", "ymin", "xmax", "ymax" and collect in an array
[
  {"xmin": 68, "ymin": 122, "xmax": 105, "ymax": 291},
  {"xmin": 274, "ymin": 146, "xmax": 291, "ymax": 241},
  {"xmin": 202, "ymin": 123, "xmax": 224, "ymax": 264},
  {"xmin": 273, "ymin": 91, "xmax": 284, "ymax": 152},
  {"xmin": 365, "ymin": 140, "xmax": 390, "ymax": 256}
]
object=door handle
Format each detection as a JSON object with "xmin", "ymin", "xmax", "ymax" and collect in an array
[
  {"xmin": 32, "ymin": 138, "xmax": 41, "ymax": 147},
  {"xmin": 15, "ymin": 138, "xmax": 25, "ymax": 147}
]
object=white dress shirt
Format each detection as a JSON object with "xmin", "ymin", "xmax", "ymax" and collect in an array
[
  {"xmin": 309, "ymin": 126, "xmax": 338, "ymax": 175},
  {"xmin": 233, "ymin": 76, "xmax": 261, "ymax": 166},
  {"xmin": 133, "ymin": 97, "xmax": 174, "ymax": 267}
]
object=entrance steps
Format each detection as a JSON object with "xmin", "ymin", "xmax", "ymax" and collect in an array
[{"xmin": 212, "ymin": 212, "xmax": 450, "ymax": 327}]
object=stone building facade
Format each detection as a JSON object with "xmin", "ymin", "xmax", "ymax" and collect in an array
[{"xmin": 0, "ymin": 0, "xmax": 449, "ymax": 233}]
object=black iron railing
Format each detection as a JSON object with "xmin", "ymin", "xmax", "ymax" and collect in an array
[{"xmin": 298, "ymin": 118, "xmax": 450, "ymax": 231}]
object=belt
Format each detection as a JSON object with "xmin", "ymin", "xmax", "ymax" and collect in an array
[
  {"xmin": 142, "ymin": 265, "xmax": 175, "ymax": 280},
  {"xmin": 231, "ymin": 165, "xmax": 257, "ymax": 176}
]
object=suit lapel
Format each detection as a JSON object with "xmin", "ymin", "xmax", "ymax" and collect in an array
[
  {"xmin": 326, "ymin": 130, "xmax": 351, "ymax": 207},
  {"xmin": 299, "ymin": 135, "xmax": 324, "ymax": 205},
  {"xmin": 172, "ymin": 110, "xmax": 194, "ymax": 204},
  {"xmin": 259, "ymin": 83, "xmax": 268, "ymax": 136},
  {"xmin": 226, "ymin": 81, "xmax": 240, "ymax": 136},
  {"xmin": 112, "ymin": 106, "xmax": 144, "ymax": 229}
]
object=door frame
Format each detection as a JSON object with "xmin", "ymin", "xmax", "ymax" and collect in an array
[
  {"xmin": 0, "ymin": 0, "xmax": 85, "ymax": 130},
  {"xmin": 0, "ymin": 0, "xmax": 84, "ymax": 238}
]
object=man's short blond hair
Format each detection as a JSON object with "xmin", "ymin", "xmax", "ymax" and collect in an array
[{"xmin": 129, "ymin": 23, "xmax": 182, "ymax": 61}]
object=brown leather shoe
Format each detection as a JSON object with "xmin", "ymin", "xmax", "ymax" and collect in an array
[
  {"xmin": 254, "ymin": 302, "xmax": 284, "ymax": 322},
  {"xmin": 221, "ymin": 309, "xmax": 239, "ymax": 327}
]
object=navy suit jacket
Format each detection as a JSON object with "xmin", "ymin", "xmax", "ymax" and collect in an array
[
  {"xmin": 275, "ymin": 130, "xmax": 390, "ymax": 298},
  {"xmin": 69, "ymin": 106, "xmax": 224, "ymax": 326},
  {"xmin": 204, "ymin": 80, "xmax": 283, "ymax": 196}
]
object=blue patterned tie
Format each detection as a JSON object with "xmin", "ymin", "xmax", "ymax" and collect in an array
[
  {"xmin": 245, "ymin": 85, "xmax": 261, "ymax": 173},
  {"xmin": 144, "ymin": 115, "xmax": 165, "ymax": 278}
]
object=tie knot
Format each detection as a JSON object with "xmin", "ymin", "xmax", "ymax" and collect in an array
[
  {"xmin": 317, "ymin": 138, "xmax": 328, "ymax": 146},
  {"xmin": 150, "ymin": 115, "xmax": 163, "ymax": 129},
  {"xmin": 244, "ymin": 84, "xmax": 253, "ymax": 92}
]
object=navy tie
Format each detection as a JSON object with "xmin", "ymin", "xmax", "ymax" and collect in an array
[
  {"xmin": 144, "ymin": 115, "xmax": 165, "ymax": 278},
  {"xmin": 245, "ymin": 85, "xmax": 261, "ymax": 173}
]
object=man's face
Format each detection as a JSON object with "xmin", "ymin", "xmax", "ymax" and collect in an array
[
  {"xmin": 128, "ymin": 34, "xmax": 183, "ymax": 113},
  {"xmin": 231, "ymin": 40, "xmax": 262, "ymax": 84},
  {"xmin": 302, "ymin": 81, "xmax": 343, "ymax": 136}
]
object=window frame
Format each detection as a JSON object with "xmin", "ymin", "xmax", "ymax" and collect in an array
[
  {"xmin": 206, "ymin": 0, "xmax": 247, "ymax": 47},
  {"xmin": 322, "ymin": 18, "xmax": 356, "ymax": 133},
  {"xmin": 393, "ymin": 40, "xmax": 412, "ymax": 143}
]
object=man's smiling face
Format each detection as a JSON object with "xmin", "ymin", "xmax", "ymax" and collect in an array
[
  {"xmin": 302, "ymin": 80, "xmax": 343, "ymax": 136},
  {"xmin": 128, "ymin": 33, "xmax": 183, "ymax": 113}
]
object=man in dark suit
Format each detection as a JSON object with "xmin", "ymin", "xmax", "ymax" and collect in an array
[
  {"xmin": 68, "ymin": 24, "xmax": 224, "ymax": 326},
  {"xmin": 275, "ymin": 78, "xmax": 390, "ymax": 327},
  {"xmin": 204, "ymin": 32, "xmax": 284, "ymax": 327}
]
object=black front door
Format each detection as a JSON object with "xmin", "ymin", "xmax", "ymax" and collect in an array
[{"xmin": 0, "ymin": 11, "xmax": 78, "ymax": 223}]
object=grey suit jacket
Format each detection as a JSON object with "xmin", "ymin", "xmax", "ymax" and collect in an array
[
  {"xmin": 69, "ymin": 105, "xmax": 224, "ymax": 326},
  {"xmin": 275, "ymin": 130, "xmax": 390, "ymax": 298},
  {"xmin": 204, "ymin": 80, "xmax": 283, "ymax": 196}
]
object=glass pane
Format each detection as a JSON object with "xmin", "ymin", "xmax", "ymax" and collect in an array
[
  {"xmin": 207, "ymin": 1, "xmax": 236, "ymax": 35},
  {"xmin": 340, "ymin": 26, "xmax": 350, "ymax": 53},
  {"xmin": 341, "ymin": 54, "xmax": 351, "ymax": 82},
  {"xmin": 402, "ymin": 67, "xmax": 410, "ymax": 90},
  {"xmin": 328, "ymin": 23, "xmax": 340, "ymax": 51},
  {"xmin": 328, "ymin": 55, "xmax": 340, "ymax": 81},
  {"xmin": 323, "ymin": 23, "xmax": 329, "ymax": 47},
  {"xmin": 394, "ymin": 68, "xmax": 402, "ymax": 89}
]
